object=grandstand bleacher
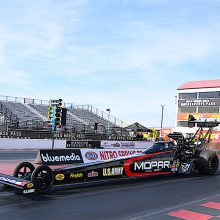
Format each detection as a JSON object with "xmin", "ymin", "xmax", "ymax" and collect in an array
[{"xmin": 0, "ymin": 95, "xmax": 129, "ymax": 137}]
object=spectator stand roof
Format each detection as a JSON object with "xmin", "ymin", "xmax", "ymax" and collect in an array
[{"xmin": 178, "ymin": 79, "xmax": 220, "ymax": 90}]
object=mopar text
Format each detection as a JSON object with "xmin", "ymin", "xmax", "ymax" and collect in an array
[{"xmin": 134, "ymin": 161, "xmax": 171, "ymax": 170}]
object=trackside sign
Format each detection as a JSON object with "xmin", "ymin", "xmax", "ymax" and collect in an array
[{"xmin": 38, "ymin": 149, "xmax": 83, "ymax": 165}]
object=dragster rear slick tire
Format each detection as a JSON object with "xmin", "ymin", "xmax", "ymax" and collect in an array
[
  {"xmin": 196, "ymin": 150, "xmax": 219, "ymax": 175},
  {"xmin": 13, "ymin": 162, "xmax": 35, "ymax": 179},
  {"xmin": 31, "ymin": 165, "xmax": 53, "ymax": 194}
]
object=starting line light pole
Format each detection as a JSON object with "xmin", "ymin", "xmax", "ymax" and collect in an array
[{"xmin": 48, "ymin": 99, "xmax": 67, "ymax": 151}]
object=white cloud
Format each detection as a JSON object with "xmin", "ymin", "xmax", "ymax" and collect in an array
[
  {"xmin": 0, "ymin": 0, "xmax": 220, "ymax": 127},
  {"xmin": 0, "ymin": 69, "xmax": 31, "ymax": 88},
  {"xmin": 0, "ymin": 40, "xmax": 32, "ymax": 89}
]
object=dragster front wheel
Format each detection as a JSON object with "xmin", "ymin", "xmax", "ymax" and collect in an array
[
  {"xmin": 31, "ymin": 165, "xmax": 53, "ymax": 194},
  {"xmin": 13, "ymin": 162, "xmax": 35, "ymax": 180}
]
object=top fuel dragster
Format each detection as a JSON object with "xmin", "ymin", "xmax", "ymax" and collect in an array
[{"xmin": 0, "ymin": 115, "xmax": 219, "ymax": 194}]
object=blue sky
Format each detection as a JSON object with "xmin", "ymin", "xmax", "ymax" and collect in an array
[{"xmin": 0, "ymin": 0, "xmax": 220, "ymax": 127}]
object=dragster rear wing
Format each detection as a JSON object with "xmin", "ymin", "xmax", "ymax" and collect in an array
[
  {"xmin": 188, "ymin": 114, "xmax": 220, "ymax": 128},
  {"xmin": 0, "ymin": 173, "xmax": 35, "ymax": 194}
]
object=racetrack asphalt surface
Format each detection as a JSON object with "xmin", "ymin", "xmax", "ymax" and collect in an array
[
  {"xmin": 0, "ymin": 150, "xmax": 37, "ymax": 161},
  {"xmin": 1, "ymin": 151, "xmax": 220, "ymax": 220}
]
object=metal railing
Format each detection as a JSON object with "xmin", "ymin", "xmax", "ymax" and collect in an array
[
  {"xmin": 0, "ymin": 95, "xmax": 129, "ymax": 129},
  {"xmin": 0, "ymin": 103, "xmax": 18, "ymax": 131}
]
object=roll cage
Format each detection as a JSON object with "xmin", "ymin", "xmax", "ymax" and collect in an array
[{"xmin": 168, "ymin": 115, "xmax": 220, "ymax": 161}]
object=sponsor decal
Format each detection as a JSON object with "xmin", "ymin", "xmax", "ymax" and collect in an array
[
  {"xmin": 161, "ymin": 128, "xmax": 173, "ymax": 138},
  {"xmin": 171, "ymin": 161, "xmax": 180, "ymax": 172},
  {"xmin": 100, "ymin": 150, "xmax": 142, "ymax": 160},
  {"xmin": 0, "ymin": 176, "xmax": 27, "ymax": 186},
  {"xmin": 100, "ymin": 151, "xmax": 118, "ymax": 160},
  {"xmin": 134, "ymin": 161, "xmax": 171, "ymax": 171},
  {"xmin": 23, "ymin": 189, "xmax": 35, "ymax": 194},
  {"xmin": 178, "ymin": 99, "xmax": 219, "ymax": 107},
  {"xmin": 66, "ymin": 140, "xmax": 100, "ymax": 148},
  {"xmin": 102, "ymin": 142, "xmax": 122, "ymax": 148},
  {"xmin": 177, "ymin": 113, "xmax": 220, "ymax": 121},
  {"xmin": 27, "ymin": 183, "xmax": 34, "ymax": 189},
  {"xmin": 102, "ymin": 142, "xmax": 113, "ymax": 148},
  {"xmin": 0, "ymin": 131, "xmax": 22, "ymax": 138},
  {"xmin": 103, "ymin": 167, "xmax": 123, "ymax": 176},
  {"xmin": 112, "ymin": 143, "xmax": 120, "ymax": 147},
  {"xmin": 85, "ymin": 152, "xmax": 98, "ymax": 160},
  {"xmin": 181, "ymin": 163, "xmax": 191, "ymax": 173},
  {"xmin": 101, "ymin": 141, "xmax": 135, "ymax": 148},
  {"xmin": 15, "ymin": 181, "xmax": 28, "ymax": 186},
  {"xmin": 88, "ymin": 171, "xmax": 99, "ymax": 178},
  {"xmin": 41, "ymin": 153, "xmax": 81, "ymax": 163},
  {"xmin": 121, "ymin": 142, "xmax": 135, "ymax": 147},
  {"xmin": 55, "ymin": 173, "xmax": 65, "ymax": 181},
  {"xmin": 39, "ymin": 149, "xmax": 83, "ymax": 165},
  {"xmin": 70, "ymin": 173, "xmax": 84, "ymax": 179},
  {"xmin": 124, "ymin": 151, "xmax": 173, "ymax": 177}
]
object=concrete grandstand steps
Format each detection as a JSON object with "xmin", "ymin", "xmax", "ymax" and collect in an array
[
  {"xmin": 24, "ymin": 103, "xmax": 47, "ymax": 121},
  {"xmin": 69, "ymin": 108, "xmax": 113, "ymax": 126},
  {"xmin": 29, "ymin": 104, "xmax": 48, "ymax": 117},
  {"xmin": 0, "ymin": 101, "xmax": 44, "ymax": 128},
  {"xmin": 0, "ymin": 97, "xmax": 127, "ymax": 134},
  {"xmin": 67, "ymin": 111, "xmax": 89, "ymax": 125},
  {"xmin": 67, "ymin": 108, "xmax": 118, "ymax": 133}
]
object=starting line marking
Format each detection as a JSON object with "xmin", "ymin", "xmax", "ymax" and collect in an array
[
  {"xmin": 167, "ymin": 209, "xmax": 214, "ymax": 220},
  {"xmin": 200, "ymin": 202, "xmax": 220, "ymax": 210}
]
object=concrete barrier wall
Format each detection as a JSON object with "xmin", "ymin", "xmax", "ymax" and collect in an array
[
  {"xmin": 0, "ymin": 139, "xmax": 154, "ymax": 150},
  {"xmin": 0, "ymin": 138, "xmax": 66, "ymax": 150}
]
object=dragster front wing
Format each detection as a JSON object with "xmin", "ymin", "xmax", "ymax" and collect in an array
[{"xmin": 0, "ymin": 173, "xmax": 35, "ymax": 194}]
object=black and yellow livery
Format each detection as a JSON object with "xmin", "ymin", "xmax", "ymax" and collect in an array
[{"xmin": 0, "ymin": 139, "xmax": 218, "ymax": 194}]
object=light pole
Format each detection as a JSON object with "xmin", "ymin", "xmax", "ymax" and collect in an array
[
  {"xmin": 160, "ymin": 105, "xmax": 165, "ymax": 137},
  {"xmin": 106, "ymin": 108, "xmax": 111, "ymax": 134}
]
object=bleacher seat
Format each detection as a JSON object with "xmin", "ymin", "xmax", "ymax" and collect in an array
[{"xmin": 0, "ymin": 100, "xmax": 123, "ymax": 133}]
